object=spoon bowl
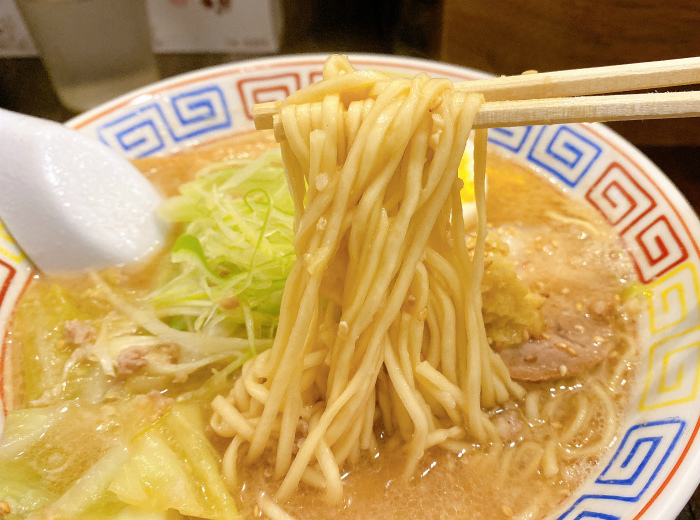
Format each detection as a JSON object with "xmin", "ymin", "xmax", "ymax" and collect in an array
[{"xmin": 0, "ymin": 108, "xmax": 168, "ymax": 273}]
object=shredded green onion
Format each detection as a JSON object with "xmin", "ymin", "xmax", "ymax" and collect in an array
[{"xmin": 150, "ymin": 149, "xmax": 295, "ymax": 345}]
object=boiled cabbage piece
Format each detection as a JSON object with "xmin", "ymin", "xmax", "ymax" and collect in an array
[
  {"xmin": 0, "ymin": 398, "xmax": 239, "ymax": 520},
  {"xmin": 110, "ymin": 403, "xmax": 239, "ymax": 520}
]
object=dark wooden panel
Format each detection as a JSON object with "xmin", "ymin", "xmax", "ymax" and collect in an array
[{"xmin": 440, "ymin": 0, "xmax": 700, "ymax": 145}]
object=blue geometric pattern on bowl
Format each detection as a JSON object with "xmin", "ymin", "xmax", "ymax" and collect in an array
[
  {"xmin": 528, "ymin": 126, "xmax": 603, "ymax": 187},
  {"xmin": 168, "ymin": 86, "xmax": 231, "ymax": 140},
  {"xmin": 557, "ymin": 418, "xmax": 686, "ymax": 520},
  {"xmin": 97, "ymin": 104, "xmax": 168, "ymax": 158},
  {"xmin": 569, "ymin": 512, "xmax": 621, "ymax": 520},
  {"xmin": 488, "ymin": 126, "xmax": 532, "ymax": 153},
  {"xmin": 97, "ymin": 85, "xmax": 232, "ymax": 158}
]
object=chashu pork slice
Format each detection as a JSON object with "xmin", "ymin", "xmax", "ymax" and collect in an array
[{"xmin": 490, "ymin": 217, "xmax": 638, "ymax": 382}]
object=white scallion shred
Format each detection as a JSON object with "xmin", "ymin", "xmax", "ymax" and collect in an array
[{"xmin": 78, "ymin": 150, "xmax": 292, "ymax": 380}]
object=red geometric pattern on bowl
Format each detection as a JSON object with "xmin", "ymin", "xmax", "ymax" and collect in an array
[
  {"xmin": 586, "ymin": 162, "xmax": 657, "ymax": 234},
  {"xmin": 0, "ymin": 260, "xmax": 17, "ymax": 311},
  {"xmin": 309, "ymin": 70, "xmax": 324, "ymax": 84},
  {"xmin": 0, "ymin": 259, "xmax": 18, "ymax": 417},
  {"xmin": 237, "ymin": 72, "xmax": 302, "ymax": 120},
  {"xmin": 631, "ymin": 215, "xmax": 690, "ymax": 283}
]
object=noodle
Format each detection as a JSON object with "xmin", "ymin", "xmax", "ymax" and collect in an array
[{"xmin": 211, "ymin": 55, "xmax": 524, "ymax": 503}]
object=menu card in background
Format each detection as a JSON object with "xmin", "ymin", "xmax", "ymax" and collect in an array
[{"xmin": 0, "ymin": 0, "xmax": 280, "ymax": 57}]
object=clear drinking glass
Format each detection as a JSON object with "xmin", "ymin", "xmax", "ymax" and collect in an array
[{"xmin": 15, "ymin": 0, "xmax": 159, "ymax": 112}]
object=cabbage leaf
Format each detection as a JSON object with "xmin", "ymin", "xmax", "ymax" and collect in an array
[
  {"xmin": 0, "ymin": 399, "xmax": 238, "ymax": 520},
  {"xmin": 109, "ymin": 403, "xmax": 240, "ymax": 520}
]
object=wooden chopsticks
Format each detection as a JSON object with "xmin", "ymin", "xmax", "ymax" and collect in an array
[
  {"xmin": 452, "ymin": 56, "xmax": 700, "ymax": 101},
  {"xmin": 252, "ymin": 57, "xmax": 700, "ymax": 138},
  {"xmin": 472, "ymin": 90, "xmax": 700, "ymax": 128}
]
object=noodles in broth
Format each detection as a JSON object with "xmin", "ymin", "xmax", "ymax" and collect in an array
[
  {"xmin": 208, "ymin": 55, "xmax": 636, "ymax": 513},
  {"xmin": 0, "ymin": 55, "xmax": 641, "ymax": 520}
]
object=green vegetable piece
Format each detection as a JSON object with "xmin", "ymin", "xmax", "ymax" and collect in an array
[
  {"xmin": 148, "ymin": 149, "xmax": 295, "ymax": 347},
  {"xmin": 29, "ymin": 444, "xmax": 130, "ymax": 520},
  {"xmin": 0, "ymin": 459, "xmax": 57, "ymax": 516},
  {"xmin": 165, "ymin": 404, "xmax": 239, "ymax": 520},
  {"xmin": 114, "ymin": 506, "xmax": 185, "ymax": 520},
  {"xmin": 0, "ymin": 405, "xmax": 63, "ymax": 460},
  {"xmin": 172, "ymin": 234, "xmax": 218, "ymax": 278},
  {"xmin": 109, "ymin": 403, "xmax": 240, "ymax": 520},
  {"xmin": 16, "ymin": 284, "xmax": 85, "ymax": 401}
]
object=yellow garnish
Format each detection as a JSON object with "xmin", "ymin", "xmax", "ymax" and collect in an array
[{"xmin": 458, "ymin": 143, "xmax": 475, "ymax": 204}]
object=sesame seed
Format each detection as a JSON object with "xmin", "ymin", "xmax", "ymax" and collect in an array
[
  {"xmin": 566, "ymin": 346, "xmax": 578, "ymax": 357},
  {"xmin": 574, "ymin": 324, "xmax": 585, "ymax": 333},
  {"xmin": 561, "ymin": 287, "xmax": 570, "ymax": 295},
  {"xmin": 501, "ymin": 504, "xmax": 514, "ymax": 517},
  {"xmin": 555, "ymin": 342, "xmax": 569, "ymax": 350},
  {"xmin": 592, "ymin": 301, "xmax": 607, "ymax": 315},
  {"xmin": 315, "ymin": 173, "xmax": 329, "ymax": 191},
  {"xmin": 417, "ymin": 307, "xmax": 428, "ymax": 321},
  {"xmin": 558, "ymin": 365, "xmax": 568, "ymax": 376},
  {"xmin": 525, "ymin": 355, "xmax": 537, "ymax": 362},
  {"xmin": 593, "ymin": 336, "xmax": 606, "ymax": 344}
]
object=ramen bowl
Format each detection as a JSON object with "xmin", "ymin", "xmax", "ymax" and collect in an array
[{"xmin": 1, "ymin": 54, "xmax": 700, "ymax": 520}]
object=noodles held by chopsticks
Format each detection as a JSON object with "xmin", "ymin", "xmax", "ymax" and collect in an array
[{"xmin": 211, "ymin": 54, "xmax": 525, "ymax": 503}]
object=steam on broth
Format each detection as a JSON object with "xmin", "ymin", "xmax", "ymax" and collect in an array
[{"xmin": 0, "ymin": 57, "xmax": 641, "ymax": 520}]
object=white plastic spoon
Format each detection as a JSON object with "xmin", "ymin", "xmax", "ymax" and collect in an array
[{"xmin": 0, "ymin": 108, "xmax": 168, "ymax": 273}]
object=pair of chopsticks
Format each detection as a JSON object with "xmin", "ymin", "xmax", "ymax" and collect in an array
[{"xmin": 252, "ymin": 56, "xmax": 700, "ymax": 136}]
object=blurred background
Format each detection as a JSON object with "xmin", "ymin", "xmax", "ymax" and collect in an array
[{"xmin": 0, "ymin": 1, "xmax": 700, "ymax": 514}]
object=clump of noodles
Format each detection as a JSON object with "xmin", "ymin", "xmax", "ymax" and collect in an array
[{"xmin": 210, "ymin": 54, "xmax": 525, "ymax": 504}]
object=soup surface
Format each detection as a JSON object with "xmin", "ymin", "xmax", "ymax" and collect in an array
[{"xmin": 2, "ymin": 132, "xmax": 640, "ymax": 520}]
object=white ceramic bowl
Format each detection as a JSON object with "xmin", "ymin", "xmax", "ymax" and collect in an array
[{"xmin": 2, "ymin": 54, "xmax": 700, "ymax": 520}]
